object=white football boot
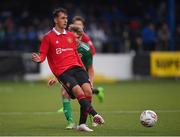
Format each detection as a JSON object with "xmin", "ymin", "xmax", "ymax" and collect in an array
[
  {"xmin": 77, "ymin": 124, "xmax": 93, "ymax": 132},
  {"xmin": 93, "ymin": 114, "xmax": 105, "ymax": 125}
]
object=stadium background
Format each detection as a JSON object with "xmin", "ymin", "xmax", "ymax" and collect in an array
[{"xmin": 0, "ymin": 0, "xmax": 180, "ymax": 136}]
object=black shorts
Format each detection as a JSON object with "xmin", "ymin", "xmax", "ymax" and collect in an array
[{"xmin": 57, "ymin": 66, "xmax": 90, "ymax": 99}]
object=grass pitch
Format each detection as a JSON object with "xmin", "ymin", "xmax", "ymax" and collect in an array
[{"xmin": 0, "ymin": 80, "xmax": 180, "ymax": 136}]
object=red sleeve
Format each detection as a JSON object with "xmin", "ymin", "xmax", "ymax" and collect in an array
[
  {"xmin": 82, "ymin": 33, "xmax": 96, "ymax": 55},
  {"xmin": 82, "ymin": 32, "xmax": 90, "ymax": 43},
  {"xmin": 39, "ymin": 35, "xmax": 50, "ymax": 62}
]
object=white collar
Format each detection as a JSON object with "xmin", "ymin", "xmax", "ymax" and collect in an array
[{"xmin": 53, "ymin": 27, "xmax": 67, "ymax": 35}]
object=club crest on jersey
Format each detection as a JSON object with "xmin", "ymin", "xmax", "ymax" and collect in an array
[{"xmin": 67, "ymin": 37, "xmax": 73, "ymax": 43}]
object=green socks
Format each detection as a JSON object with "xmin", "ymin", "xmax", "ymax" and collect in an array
[{"xmin": 63, "ymin": 99, "xmax": 74, "ymax": 123}]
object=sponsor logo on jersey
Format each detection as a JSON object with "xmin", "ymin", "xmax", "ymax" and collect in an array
[{"xmin": 56, "ymin": 48, "xmax": 73, "ymax": 54}]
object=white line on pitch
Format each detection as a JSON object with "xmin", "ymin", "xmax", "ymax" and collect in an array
[{"xmin": 0, "ymin": 110, "xmax": 180, "ymax": 116}]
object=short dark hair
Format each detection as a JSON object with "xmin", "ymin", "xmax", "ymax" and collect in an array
[
  {"xmin": 72, "ymin": 16, "xmax": 85, "ymax": 25},
  {"xmin": 53, "ymin": 7, "xmax": 67, "ymax": 18}
]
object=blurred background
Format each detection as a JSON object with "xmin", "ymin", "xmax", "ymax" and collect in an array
[
  {"xmin": 0, "ymin": 0, "xmax": 180, "ymax": 81},
  {"xmin": 1, "ymin": 0, "xmax": 180, "ymax": 136}
]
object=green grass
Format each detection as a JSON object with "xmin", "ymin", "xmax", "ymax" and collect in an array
[{"xmin": 0, "ymin": 80, "xmax": 180, "ymax": 136}]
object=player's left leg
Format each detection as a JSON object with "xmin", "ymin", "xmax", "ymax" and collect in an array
[
  {"xmin": 74, "ymin": 69, "xmax": 93, "ymax": 126},
  {"xmin": 80, "ymin": 83, "xmax": 104, "ymax": 126},
  {"xmin": 75, "ymin": 69, "xmax": 104, "ymax": 126},
  {"xmin": 75, "ymin": 68, "xmax": 104, "ymax": 127}
]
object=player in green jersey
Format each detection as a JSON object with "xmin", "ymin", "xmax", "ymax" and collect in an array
[
  {"xmin": 72, "ymin": 16, "xmax": 104, "ymax": 102},
  {"xmin": 48, "ymin": 25, "xmax": 104, "ymax": 129}
]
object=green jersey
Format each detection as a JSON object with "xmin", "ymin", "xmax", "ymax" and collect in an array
[{"xmin": 77, "ymin": 42, "xmax": 93, "ymax": 70}]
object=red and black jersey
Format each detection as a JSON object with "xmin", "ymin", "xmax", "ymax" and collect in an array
[{"xmin": 39, "ymin": 28, "xmax": 83, "ymax": 76}]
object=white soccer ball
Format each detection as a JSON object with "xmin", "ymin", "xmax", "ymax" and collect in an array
[{"xmin": 140, "ymin": 110, "xmax": 158, "ymax": 127}]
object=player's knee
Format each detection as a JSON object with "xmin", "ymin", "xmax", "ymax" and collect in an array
[
  {"xmin": 84, "ymin": 89, "xmax": 92, "ymax": 97},
  {"xmin": 72, "ymin": 85, "xmax": 84, "ymax": 97},
  {"xmin": 83, "ymin": 86, "xmax": 93, "ymax": 97},
  {"xmin": 81, "ymin": 83, "xmax": 93, "ymax": 97}
]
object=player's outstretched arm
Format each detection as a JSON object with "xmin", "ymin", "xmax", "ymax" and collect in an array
[{"xmin": 32, "ymin": 52, "xmax": 41, "ymax": 63}]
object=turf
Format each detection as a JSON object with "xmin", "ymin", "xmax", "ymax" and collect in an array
[{"xmin": 0, "ymin": 80, "xmax": 180, "ymax": 136}]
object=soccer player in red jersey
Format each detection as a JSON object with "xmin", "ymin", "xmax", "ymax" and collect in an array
[
  {"xmin": 50, "ymin": 16, "xmax": 105, "ymax": 129},
  {"xmin": 32, "ymin": 8, "xmax": 104, "ymax": 132},
  {"xmin": 48, "ymin": 25, "xmax": 104, "ymax": 129}
]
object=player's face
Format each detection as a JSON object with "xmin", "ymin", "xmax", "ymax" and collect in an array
[
  {"xmin": 73, "ymin": 20, "xmax": 84, "ymax": 30},
  {"xmin": 72, "ymin": 32, "xmax": 82, "ymax": 45},
  {"xmin": 54, "ymin": 12, "xmax": 68, "ymax": 29}
]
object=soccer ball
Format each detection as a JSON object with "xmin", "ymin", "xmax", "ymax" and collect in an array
[{"xmin": 140, "ymin": 110, "xmax": 158, "ymax": 127}]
